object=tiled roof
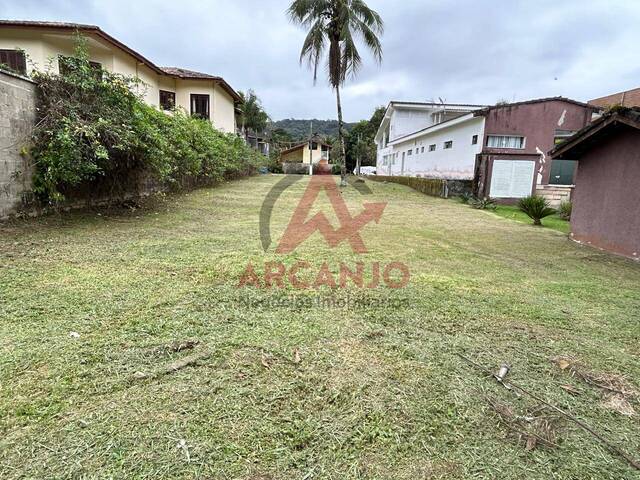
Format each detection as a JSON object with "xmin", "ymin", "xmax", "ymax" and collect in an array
[
  {"xmin": 475, "ymin": 96, "xmax": 597, "ymax": 116},
  {"xmin": 551, "ymin": 107, "xmax": 640, "ymax": 159},
  {"xmin": 589, "ymin": 87, "xmax": 640, "ymax": 108},
  {"xmin": 0, "ymin": 20, "xmax": 242, "ymax": 102},
  {"xmin": 161, "ymin": 67, "xmax": 220, "ymax": 80}
]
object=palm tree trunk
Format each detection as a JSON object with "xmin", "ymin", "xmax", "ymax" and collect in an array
[{"xmin": 335, "ymin": 83, "xmax": 347, "ymax": 186}]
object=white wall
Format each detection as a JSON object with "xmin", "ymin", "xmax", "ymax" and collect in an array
[
  {"xmin": 390, "ymin": 108, "xmax": 434, "ymax": 141},
  {"xmin": 379, "ymin": 116, "xmax": 485, "ymax": 180}
]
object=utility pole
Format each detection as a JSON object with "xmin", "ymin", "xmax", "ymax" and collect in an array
[
  {"xmin": 355, "ymin": 133, "xmax": 362, "ymax": 176},
  {"xmin": 308, "ymin": 121, "xmax": 313, "ymax": 176}
]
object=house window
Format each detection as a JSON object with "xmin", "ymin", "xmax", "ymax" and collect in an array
[
  {"xmin": 444, "ymin": 141, "xmax": 453, "ymax": 149},
  {"xmin": 0, "ymin": 49, "xmax": 27, "ymax": 75},
  {"xmin": 554, "ymin": 130, "xmax": 576, "ymax": 145},
  {"xmin": 407, "ymin": 149, "xmax": 413, "ymax": 156},
  {"xmin": 487, "ymin": 135, "xmax": 525, "ymax": 149},
  {"xmin": 421, "ymin": 146, "xmax": 425, "ymax": 153},
  {"xmin": 190, "ymin": 94, "xmax": 210, "ymax": 120},
  {"xmin": 58, "ymin": 55, "xmax": 102, "ymax": 79},
  {"xmin": 159, "ymin": 90, "xmax": 175, "ymax": 110},
  {"xmin": 472, "ymin": 135, "xmax": 478, "ymax": 145},
  {"xmin": 429, "ymin": 144, "xmax": 436, "ymax": 152},
  {"xmin": 549, "ymin": 159, "xmax": 577, "ymax": 185}
]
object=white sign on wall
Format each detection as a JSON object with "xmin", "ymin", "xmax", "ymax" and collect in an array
[{"xmin": 489, "ymin": 160, "xmax": 535, "ymax": 198}]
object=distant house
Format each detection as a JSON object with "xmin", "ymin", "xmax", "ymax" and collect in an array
[
  {"xmin": 377, "ymin": 97, "xmax": 599, "ymax": 205},
  {"xmin": 551, "ymin": 107, "xmax": 640, "ymax": 260},
  {"xmin": 589, "ymin": 87, "xmax": 640, "ymax": 109},
  {"xmin": 0, "ymin": 20, "xmax": 242, "ymax": 132},
  {"xmin": 374, "ymin": 101, "xmax": 486, "ymax": 173},
  {"xmin": 280, "ymin": 138, "xmax": 331, "ymax": 165}
]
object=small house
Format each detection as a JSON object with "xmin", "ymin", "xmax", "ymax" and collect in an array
[{"xmin": 550, "ymin": 107, "xmax": 640, "ymax": 259}]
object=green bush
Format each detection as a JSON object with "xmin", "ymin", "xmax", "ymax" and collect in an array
[
  {"xmin": 460, "ymin": 192, "xmax": 474, "ymax": 204},
  {"xmin": 518, "ymin": 195, "xmax": 556, "ymax": 225},
  {"xmin": 30, "ymin": 37, "xmax": 264, "ymax": 203},
  {"xmin": 471, "ymin": 197, "xmax": 497, "ymax": 210},
  {"xmin": 558, "ymin": 200, "xmax": 572, "ymax": 220}
]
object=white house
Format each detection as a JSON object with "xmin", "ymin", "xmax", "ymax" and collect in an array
[
  {"xmin": 379, "ymin": 113, "xmax": 485, "ymax": 179},
  {"xmin": 374, "ymin": 101, "xmax": 485, "ymax": 172}
]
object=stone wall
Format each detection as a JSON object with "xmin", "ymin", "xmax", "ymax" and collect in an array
[
  {"xmin": 368, "ymin": 175, "xmax": 472, "ymax": 199},
  {"xmin": 0, "ymin": 69, "xmax": 36, "ymax": 219},
  {"xmin": 536, "ymin": 185, "xmax": 573, "ymax": 208}
]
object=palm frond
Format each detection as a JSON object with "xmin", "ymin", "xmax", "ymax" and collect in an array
[{"xmin": 300, "ymin": 20, "xmax": 327, "ymax": 84}]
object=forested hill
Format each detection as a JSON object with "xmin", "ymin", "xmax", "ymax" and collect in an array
[{"xmin": 271, "ymin": 118, "xmax": 356, "ymax": 140}]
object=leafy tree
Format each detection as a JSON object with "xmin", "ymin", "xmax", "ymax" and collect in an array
[
  {"xmin": 288, "ymin": 0, "xmax": 384, "ymax": 185},
  {"xmin": 345, "ymin": 105, "xmax": 385, "ymax": 172},
  {"xmin": 237, "ymin": 89, "xmax": 270, "ymax": 137}
]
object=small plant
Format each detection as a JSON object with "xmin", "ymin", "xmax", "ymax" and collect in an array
[
  {"xmin": 471, "ymin": 197, "xmax": 497, "ymax": 210},
  {"xmin": 459, "ymin": 192, "xmax": 474, "ymax": 204},
  {"xmin": 518, "ymin": 195, "xmax": 556, "ymax": 226},
  {"xmin": 558, "ymin": 200, "xmax": 572, "ymax": 220}
]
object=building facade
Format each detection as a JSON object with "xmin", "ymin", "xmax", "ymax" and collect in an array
[
  {"xmin": 0, "ymin": 21, "xmax": 241, "ymax": 133},
  {"xmin": 474, "ymin": 98, "xmax": 599, "ymax": 203},
  {"xmin": 376, "ymin": 97, "xmax": 599, "ymax": 204},
  {"xmin": 374, "ymin": 101, "xmax": 485, "ymax": 171}
]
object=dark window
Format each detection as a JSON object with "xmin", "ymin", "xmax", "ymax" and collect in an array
[
  {"xmin": 549, "ymin": 159, "xmax": 577, "ymax": 185},
  {"xmin": 429, "ymin": 144, "xmax": 436, "ymax": 152},
  {"xmin": 0, "ymin": 49, "xmax": 27, "ymax": 75},
  {"xmin": 159, "ymin": 90, "xmax": 176, "ymax": 110},
  {"xmin": 472, "ymin": 135, "xmax": 478, "ymax": 145},
  {"xmin": 407, "ymin": 149, "xmax": 412, "ymax": 156},
  {"xmin": 190, "ymin": 94, "xmax": 210, "ymax": 120},
  {"xmin": 421, "ymin": 146, "xmax": 425, "ymax": 153},
  {"xmin": 444, "ymin": 140, "xmax": 453, "ymax": 149},
  {"xmin": 58, "ymin": 55, "xmax": 102, "ymax": 79}
]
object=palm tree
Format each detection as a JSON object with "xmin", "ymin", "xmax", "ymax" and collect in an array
[
  {"xmin": 237, "ymin": 90, "xmax": 270, "ymax": 141},
  {"xmin": 288, "ymin": 0, "xmax": 383, "ymax": 185}
]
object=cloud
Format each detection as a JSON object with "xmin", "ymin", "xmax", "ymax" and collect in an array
[{"xmin": 2, "ymin": 0, "xmax": 640, "ymax": 121}]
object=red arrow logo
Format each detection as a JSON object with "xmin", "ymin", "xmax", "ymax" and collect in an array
[{"xmin": 276, "ymin": 176, "xmax": 387, "ymax": 254}]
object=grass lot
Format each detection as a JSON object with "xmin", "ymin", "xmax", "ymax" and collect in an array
[
  {"xmin": 1, "ymin": 175, "xmax": 639, "ymax": 479},
  {"xmin": 491, "ymin": 205, "xmax": 571, "ymax": 234}
]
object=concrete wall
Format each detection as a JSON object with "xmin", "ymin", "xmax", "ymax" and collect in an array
[
  {"xmin": 0, "ymin": 70, "xmax": 36, "ymax": 218},
  {"xmin": 383, "ymin": 115, "xmax": 485, "ymax": 179},
  {"xmin": 570, "ymin": 127, "xmax": 640, "ymax": 259}
]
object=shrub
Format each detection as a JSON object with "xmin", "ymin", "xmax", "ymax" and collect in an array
[
  {"xmin": 471, "ymin": 197, "xmax": 497, "ymax": 210},
  {"xmin": 518, "ymin": 195, "xmax": 556, "ymax": 225},
  {"xmin": 460, "ymin": 192, "xmax": 474, "ymax": 204},
  {"xmin": 558, "ymin": 200, "xmax": 572, "ymax": 220},
  {"xmin": 30, "ymin": 36, "xmax": 264, "ymax": 203}
]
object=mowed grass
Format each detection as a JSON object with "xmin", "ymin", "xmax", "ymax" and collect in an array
[
  {"xmin": 491, "ymin": 205, "xmax": 571, "ymax": 234},
  {"xmin": 1, "ymin": 175, "xmax": 639, "ymax": 479}
]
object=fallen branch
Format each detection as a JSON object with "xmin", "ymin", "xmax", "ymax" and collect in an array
[
  {"xmin": 457, "ymin": 352, "xmax": 640, "ymax": 472},
  {"xmin": 132, "ymin": 349, "xmax": 212, "ymax": 381}
]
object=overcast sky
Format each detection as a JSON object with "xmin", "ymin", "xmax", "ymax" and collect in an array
[{"xmin": 2, "ymin": 0, "xmax": 640, "ymax": 121}]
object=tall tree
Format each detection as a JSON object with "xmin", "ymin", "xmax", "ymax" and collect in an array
[{"xmin": 288, "ymin": 0, "xmax": 383, "ymax": 185}]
